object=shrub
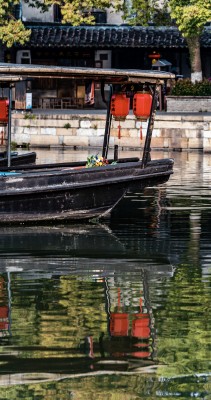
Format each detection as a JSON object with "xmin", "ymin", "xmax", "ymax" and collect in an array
[
  {"xmin": 24, "ymin": 112, "xmax": 36, "ymax": 120},
  {"xmin": 171, "ymin": 79, "xmax": 211, "ymax": 96},
  {"xmin": 63, "ymin": 123, "xmax": 71, "ymax": 129}
]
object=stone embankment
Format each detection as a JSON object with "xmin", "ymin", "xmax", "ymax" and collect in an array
[{"xmin": 11, "ymin": 111, "xmax": 211, "ymax": 152}]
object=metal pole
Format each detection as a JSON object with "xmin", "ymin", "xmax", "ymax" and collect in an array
[
  {"xmin": 7, "ymin": 85, "xmax": 12, "ymax": 168},
  {"xmin": 102, "ymin": 85, "xmax": 113, "ymax": 159},
  {"xmin": 141, "ymin": 84, "xmax": 159, "ymax": 168}
]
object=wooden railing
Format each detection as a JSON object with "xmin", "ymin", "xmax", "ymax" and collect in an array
[{"xmin": 32, "ymin": 97, "xmax": 84, "ymax": 109}]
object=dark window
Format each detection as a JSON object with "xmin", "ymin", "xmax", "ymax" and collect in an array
[
  {"xmin": 100, "ymin": 53, "xmax": 108, "ymax": 61},
  {"xmin": 13, "ymin": 3, "xmax": 22, "ymax": 19},
  {"xmin": 91, "ymin": 11, "xmax": 107, "ymax": 24},
  {"xmin": 54, "ymin": 5, "xmax": 62, "ymax": 22}
]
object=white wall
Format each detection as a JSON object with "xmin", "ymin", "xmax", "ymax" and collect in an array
[
  {"xmin": 21, "ymin": 0, "xmax": 54, "ymax": 22},
  {"xmin": 107, "ymin": 8, "xmax": 123, "ymax": 24}
]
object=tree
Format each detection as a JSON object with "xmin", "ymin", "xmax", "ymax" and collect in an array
[
  {"xmin": 0, "ymin": 1, "xmax": 31, "ymax": 48},
  {"xmin": 120, "ymin": 0, "xmax": 211, "ymax": 82},
  {"xmin": 169, "ymin": 0, "xmax": 211, "ymax": 82}
]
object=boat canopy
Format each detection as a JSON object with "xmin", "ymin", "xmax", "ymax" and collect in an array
[
  {"xmin": 0, "ymin": 75, "xmax": 24, "ymax": 83},
  {"xmin": 0, "ymin": 63, "xmax": 175, "ymax": 84}
]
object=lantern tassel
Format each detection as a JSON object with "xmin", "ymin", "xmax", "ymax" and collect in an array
[
  {"xmin": 140, "ymin": 121, "xmax": 143, "ymax": 141},
  {"xmin": 118, "ymin": 122, "xmax": 121, "ymax": 139},
  {"xmin": 0, "ymin": 129, "xmax": 4, "ymax": 146},
  {"xmin": 118, "ymin": 287, "xmax": 121, "ymax": 311}
]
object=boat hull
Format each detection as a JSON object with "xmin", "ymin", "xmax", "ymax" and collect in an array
[
  {"xmin": 0, "ymin": 159, "xmax": 174, "ymax": 223},
  {"xmin": 0, "ymin": 151, "xmax": 36, "ymax": 167}
]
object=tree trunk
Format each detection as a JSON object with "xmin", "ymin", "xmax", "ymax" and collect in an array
[{"xmin": 186, "ymin": 36, "xmax": 202, "ymax": 83}]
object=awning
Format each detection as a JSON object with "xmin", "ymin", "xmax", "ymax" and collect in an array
[{"xmin": 0, "ymin": 62, "xmax": 175, "ymax": 84}]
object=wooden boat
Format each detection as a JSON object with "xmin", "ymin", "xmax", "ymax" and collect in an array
[
  {"xmin": 0, "ymin": 64, "xmax": 175, "ymax": 223},
  {"xmin": 0, "ymin": 150, "xmax": 36, "ymax": 167}
]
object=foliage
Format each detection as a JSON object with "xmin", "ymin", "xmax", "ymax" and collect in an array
[
  {"xmin": 0, "ymin": 0, "xmax": 210, "ymax": 82},
  {"xmin": 171, "ymin": 79, "xmax": 211, "ymax": 96},
  {"xmin": 121, "ymin": 0, "xmax": 172, "ymax": 26},
  {"xmin": 63, "ymin": 122, "xmax": 71, "ymax": 129},
  {"xmin": 169, "ymin": 0, "xmax": 211, "ymax": 38},
  {"xmin": 24, "ymin": 112, "xmax": 36, "ymax": 120},
  {"xmin": 0, "ymin": 1, "xmax": 31, "ymax": 48},
  {"xmin": 24, "ymin": 0, "xmax": 113, "ymax": 26},
  {"xmin": 0, "ymin": 0, "xmax": 210, "ymax": 51},
  {"xmin": 86, "ymin": 154, "xmax": 109, "ymax": 167}
]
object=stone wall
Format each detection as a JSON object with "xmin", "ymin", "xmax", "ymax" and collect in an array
[
  {"xmin": 166, "ymin": 96, "xmax": 211, "ymax": 113},
  {"xmin": 11, "ymin": 111, "xmax": 211, "ymax": 152}
]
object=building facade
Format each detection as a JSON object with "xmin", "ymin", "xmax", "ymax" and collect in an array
[{"xmin": 3, "ymin": 1, "xmax": 211, "ymax": 109}]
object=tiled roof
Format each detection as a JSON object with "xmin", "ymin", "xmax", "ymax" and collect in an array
[{"xmin": 25, "ymin": 24, "xmax": 211, "ymax": 48}]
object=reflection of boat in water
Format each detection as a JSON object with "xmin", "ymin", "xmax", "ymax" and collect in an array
[
  {"xmin": 0, "ymin": 220, "xmax": 179, "ymax": 388},
  {"xmin": 0, "ymin": 206, "xmax": 176, "ymax": 381},
  {"xmin": 0, "ymin": 223, "xmax": 175, "ymax": 277},
  {"xmin": 0, "ymin": 261, "xmax": 171, "ymax": 379}
]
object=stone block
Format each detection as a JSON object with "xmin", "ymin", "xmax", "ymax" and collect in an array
[
  {"xmin": 129, "ymin": 129, "xmax": 139, "ymax": 138},
  {"xmin": 80, "ymin": 120, "xmax": 92, "ymax": 128},
  {"xmin": 114, "ymin": 137, "xmax": 141, "ymax": 148},
  {"xmin": 135, "ymin": 121, "xmax": 148, "ymax": 129},
  {"xmin": 156, "ymin": 121, "xmax": 187, "ymax": 129},
  {"xmin": 12, "ymin": 134, "xmax": 30, "ymax": 144},
  {"xmin": 92, "ymin": 128, "xmax": 105, "ymax": 137},
  {"xmin": 91, "ymin": 120, "xmax": 106, "ymax": 129},
  {"xmin": 156, "ymin": 114, "xmax": 182, "ymax": 121},
  {"xmin": 181, "ymin": 115, "xmax": 204, "ymax": 122},
  {"xmin": 63, "ymin": 136, "xmax": 89, "ymax": 147},
  {"xmin": 112, "ymin": 119, "xmax": 136, "ymax": 129},
  {"xmin": 40, "ymin": 128, "xmax": 57, "ymax": 136},
  {"xmin": 203, "ymin": 131, "xmax": 211, "ymax": 139},
  {"xmin": 180, "ymin": 138, "xmax": 189, "ymax": 149},
  {"xmin": 152, "ymin": 128, "xmax": 161, "ymax": 138},
  {"xmin": 151, "ymin": 137, "xmax": 165, "ymax": 148},
  {"xmin": 188, "ymin": 138, "xmax": 202, "ymax": 149},
  {"xmin": 56, "ymin": 127, "xmax": 77, "ymax": 136},
  {"xmin": 23, "ymin": 127, "xmax": 38, "ymax": 135},
  {"xmin": 163, "ymin": 139, "xmax": 169, "ymax": 148},
  {"xmin": 12, "ymin": 127, "xmax": 24, "ymax": 135},
  {"xmin": 202, "ymin": 123, "xmax": 210, "ymax": 131},
  {"xmin": 30, "ymin": 135, "xmax": 59, "ymax": 146},
  {"xmin": 89, "ymin": 137, "xmax": 104, "ymax": 147},
  {"xmin": 77, "ymin": 128, "xmax": 95, "ymax": 137}
]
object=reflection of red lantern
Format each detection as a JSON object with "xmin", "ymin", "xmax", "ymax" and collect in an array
[
  {"xmin": 132, "ymin": 313, "xmax": 150, "ymax": 338},
  {"xmin": 110, "ymin": 313, "xmax": 129, "ymax": 336},
  {"xmin": 132, "ymin": 351, "xmax": 151, "ymax": 358},
  {"xmin": 0, "ymin": 305, "xmax": 9, "ymax": 330},
  {"xmin": 133, "ymin": 93, "xmax": 152, "ymax": 121}
]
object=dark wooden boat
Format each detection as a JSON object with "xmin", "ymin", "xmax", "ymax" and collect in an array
[
  {"xmin": 0, "ymin": 64, "xmax": 175, "ymax": 223},
  {"xmin": 0, "ymin": 150, "xmax": 36, "ymax": 167}
]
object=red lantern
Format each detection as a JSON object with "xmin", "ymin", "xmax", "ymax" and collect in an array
[
  {"xmin": 0, "ymin": 99, "xmax": 9, "ymax": 123},
  {"xmin": 133, "ymin": 93, "xmax": 152, "ymax": 121},
  {"xmin": 110, "ymin": 93, "xmax": 130, "ymax": 121},
  {"xmin": 110, "ymin": 93, "xmax": 130, "ymax": 139},
  {"xmin": 148, "ymin": 52, "xmax": 161, "ymax": 65}
]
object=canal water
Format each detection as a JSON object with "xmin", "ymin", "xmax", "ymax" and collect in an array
[{"xmin": 0, "ymin": 149, "xmax": 210, "ymax": 399}]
